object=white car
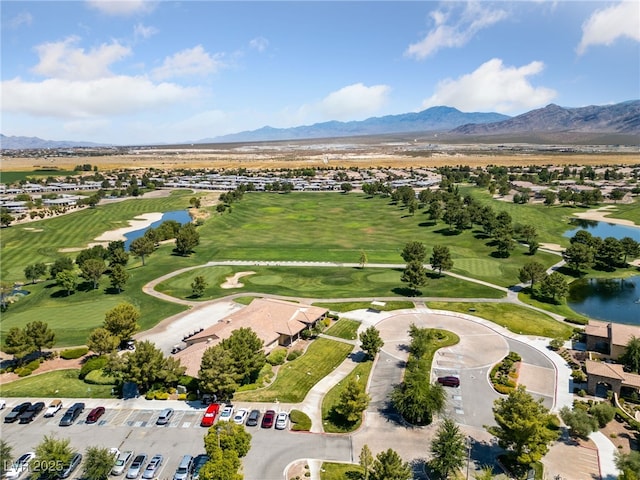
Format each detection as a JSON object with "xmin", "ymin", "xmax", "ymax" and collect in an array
[
  {"xmin": 232, "ymin": 408, "xmax": 248, "ymax": 425},
  {"xmin": 218, "ymin": 404, "xmax": 234, "ymax": 422},
  {"xmin": 0, "ymin": 399, "xmax": 6, "ymax": 410},
  {"xmin": 5, "ymin": 452, "xmax": 36, "ymax": 480},
  {"xmin": 275, "ymin": 411, "xmax": 288, "ymax": 430},
  {"xmin": 44, "ymin": 399, "xmax": 62, "ymax": 417}
]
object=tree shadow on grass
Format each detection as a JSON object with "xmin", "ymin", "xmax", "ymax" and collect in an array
[
  {"xmin": 392, "ymin": 287, "xmax": 422, "ymax": 296},
  {"xmin": 434, "ymin": 228, "xmax": 462, "ymax": 236},
  {"xmin": 50, "ymin": 289, "xmax": 74, "ymax": 298},
  {"xmin": 418, "ymin": 221, "xmax": 437, "ymax": 227}
]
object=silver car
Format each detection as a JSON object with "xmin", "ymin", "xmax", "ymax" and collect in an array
[
  {"xmin": 126, "ymin": 454, "xmax": 147, "ymax": 479},
  {"xmin": 111, "ymin": 451, "xmax": 134, "ymax": 476},
  {"xmin": 141, "ymin": 454, "xmax": 163, "ymax": 480}
]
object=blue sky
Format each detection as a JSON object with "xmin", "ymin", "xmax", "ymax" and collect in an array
[{"xmin": 1, "ymin": 0, "xmax": 639, "ymax": 145}]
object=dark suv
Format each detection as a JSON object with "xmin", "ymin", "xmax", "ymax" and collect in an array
[
  {"xmin": 437, "ymin": 376, "xmax": 460, "ymax": 387},
  {"xmin": 19, "ymin": 402, "xmax": 45, "ymax": 423},
  {"xmin": 4, "ymin": 402, "xmax": 31, "ymax": 423},
  {"xmin": 59, "ymin": 403, "xmax": 85, "ymax": 426}
]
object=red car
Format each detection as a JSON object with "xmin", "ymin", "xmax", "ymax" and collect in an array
[
  {"xmin": 86, "ymin": 406, "xmax": 105, "ymax": 423},
  {"xmin": 261, "ymin": 409, "xmax": 276, "ymax": 428},
  {"xmin": 437, "ymin": 376, "xmax": 460, "ymax": 388},
  {"xmin": 200, "ymin": 403, "xmax": 220, "ymax": 427}
]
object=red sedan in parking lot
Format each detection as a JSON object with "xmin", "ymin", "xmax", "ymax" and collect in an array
[
  {"xmin": 261, "ymin": 409, "xmax": 275, "ymax": 428},
  {"xmin": 200, "ymin": 403, "xmax": 220, "ymax": 427},
  {"xmin": 86, "ymin": 406, "xmax": 105, "ymax": 423}
]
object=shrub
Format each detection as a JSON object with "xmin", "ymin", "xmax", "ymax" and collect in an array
[
  {"xmin": 289, "ymin": 409, "xmax": 312, "ymax": 431},
  {"xmin": 178, "ymin": 375, "xmax": 199, "ymax": 392},
  {"xmin": 84, "ymin": 369, "xmax": 117, "ymax": 385},
  {"xmin": 186, "ymin": 393, "xmax": 198, "ymax": 401},
  {"xmin": 564, "ymin": 317, "xmax": 588, "ymax": 325},
  {"xmin": 287, "ymin": 349, "xmax": 303, "ymax": 361},
  {"xmin": 79, "ymin": 356, "xmax": 108, "ymax": 379},
  {"xmin": 267, "ymin": 348, "xmax": 287, "ymax": 366},
  {"xmin": 145, "ymin": 391, "xmax": 156, "ymax": 400},
  {"xmin": 154, "ymin": 392, "xmax": 169, "ymax": 400},
  {"xmin": 15, "ymin": 367, "xmax": 33, "ymax": 377},
  {"xmin": 177, "ymin": 393, "xmax": 187, "ymax": 401},
  {"xmin": 494, "ymin": 384, "xmax": 515, "ymax": 395},
  {"xmin": 24, "ymin": 359, "xmax": 42, "ymax": 371},
  {"xmin": 60, "ymin": 347, "xmax": 89, "ymax": 359}
]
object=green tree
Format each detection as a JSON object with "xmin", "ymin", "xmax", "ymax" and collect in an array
[
  {"xmin": 0, "ymin": 440, "xmax": 13, "ymax": 477},
  {"xmin": 400, "ymin": 241, "xmax": 427, "ymax": 264},
  {"xmin": 204, "ymin": 421, "xmax": 252, "ymax": 458},
  {"xmin": 621, "ymin": 237, "xmax": 640, "ymax": 265},
  {"xmin": 32, "ymin": 435, "xmax": 75, "ymax": 480},
  {"xmin": 430, "ymin": 418, "xmax": 467, "ymax": 479},
  {"xmin": 538, "ymin": 272, "xmax": 569, "ymax": 303},
  {"xmin": 109, "ymin": 264, "xmax": 130, "ymax": 293},
  {"xmin": 0, "ymin": 212, "xmax": 14, "ymax": 227},
  {"xmin": 198, "ymin": 448, "xmax": 242, "ymax": 480},
  {"xmin": 360, "ymin": 326, "xmax": 384, "ymax": 360},
  {"xmin": 189, "ymin": 196, "xmax": 202, "ymax": 208},
  {"xmin": 191, "ymin": 275, "xmax": 208, "ymax": 298},
  {"xmin": 129, "ymin": 237, "xmax": 155, "ymax": 266},
  {"xmin": 596, "ymin": 237, "xmax": 624, "ymax": 270},
  {"xmin": 559, "ymin": 406, "xmax": 597, "ymax": 439},
  {"xmin": 334, "ymin": 377, "xmax": 370, "ymax": 423},
  {"xmin": 401, "ymin": 260, "xmax": 427, "ymax": 294},
  {"xmin": 87, "ymin": 328, "xmax": 120, "ymax": 356},
  {"xmin": 359, "ymin": 445, "xmax": 374, "ymax": 480},
  {"xmin": 49, "ymin": 256, "xmax": 74, "ymax": 279},
  {"xmin": 589, "ymin": 402, "xmax": 616, "ymax": 428},
  {"xmin": 620, "ymin": 336, "xmax": 640, "ymax": 373},
  {"xmin": 341, "ymin": 182, "xmax": 353, "ymax": 193},
  {"xmin": 56, "ymin": 270, "xmax": 78, "ymax": 296},
  {"xmin": 3, "ymin": 327, "xmax": 35, "ymax": 362},
  {"xmin": 82, "ymin": 446, "xmax": 116, "ymax": 480},
  {"xmin": 562, "ymin": 242, "xmax": 594, "ymax": 273},
  {"xmin": 390, "ymin": 372, "xmax": 445, "ymax": 425},
  {"xmin": 430, "ymin": 245, "xmax": 453, "ymax": 276},
  {"xmin": 199, "ymin": 345, "xmax": 239, "ymax": 400},
  {"xmin": 24, "ymin": 263, "xmax": 47, "ymax": 284},
  {"xmin": 487, "ymin": 386, "xmax": 559, "ymax": 466},
  {"xmin": 370, "ymin": 448, "xmax": 412, "ymax": 480},
  {"xmin": 220, "ymin": 327, "xmax": 266, "ymax": 385},
  {"xmin": 0, "ymin": 281, "xmax": 12, "ymax": 311},
  {"xmin": 107, "ymin": 248, "xmax": 129, "ymax": 268},
  {"xmin": 175, "ymin": 223, "xmax": 200, "ymax": 256},
  {"xmin": 103, "ymin": 302, "xmax": 140, "ymax": 342},
  {"xmin": 494, "ymin": 228, "xmax": 515, "ymax": 257},
  {"xmin": 616, "ymin": 451, "xmax": 640, "ymax": 480},
  {"xmin": 518, "ymin": 262, "xmax": 546, "ymax": 289},
  {"xmin": 25, "ymin": 320, "xmax": 55, "ymax": 353},
  {"xmin": 80, "ymin": 259, "xmax": 107, "ymax": 289}
]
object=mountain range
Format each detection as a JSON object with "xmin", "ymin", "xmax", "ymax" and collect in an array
[{"xmin": 1, "ymin": 101, "xmax": 638, "ymax": 149}]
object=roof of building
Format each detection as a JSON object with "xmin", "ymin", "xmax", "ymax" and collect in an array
[
  {"xmin": 585, "ymin": 320, "xmax": 639, "ymax": 347},
  {"xmin": 585, "ymin": 359, "xmax": 626, "ymax": 381}
]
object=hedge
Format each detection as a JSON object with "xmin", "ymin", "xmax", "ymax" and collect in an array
[
  {"xmin": 60, "ymin": 347, "xmax": 89, "ymax": 360},
  {"xmin": 267, "ymin": 348, "xmax": 287, "ymax": 366},
  {"xmin": 84, "ymin": 369, "xmax": 117, "ymax": 385},
  {"xmin": 287, "ymin": 350, "xmax": 303, "ymax": 361},
  {"xmin": 289, "ymin": 409, "xmax": 312, "ymax": 431},
  {"xmin": 79, "ymin": 356, "xmax": 108, "ymax": 379}
]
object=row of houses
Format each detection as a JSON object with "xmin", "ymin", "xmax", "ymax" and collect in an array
[{"xmin": 0, "ymin": 194, "xmax": 84, "ymax": 213}]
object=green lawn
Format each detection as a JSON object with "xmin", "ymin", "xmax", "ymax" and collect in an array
[
  {"xmin": 313, "ymin": 300, "xmax": 415, "ymax": 312},
  {"xmin": 0, "ymin": 369, "xmax": 114, "ymax": 398},
  {"xmin": 321, "ymin": 360, "xmax": 373, "ymax": 433},
  {"xmin": 324, "ymin": 319, "xmax": 361, "ymax": 341},
  {"xmin": 427, "ymin": 302, "xmax": 574, "ymax": 339},
  {"xmin": 156, "ymin": 265, "xmax": 505, "ymax": 300},
  {"xmin": 517, "ymin": 290, "xmax": 591, "ymax": 323},
  {"xmin": 319, "ymin": 462, "xmax": 363, "ymax": 480},
  {"xmin": 233, "ymin": 338, "xmax": 353, "ymax": 403}
]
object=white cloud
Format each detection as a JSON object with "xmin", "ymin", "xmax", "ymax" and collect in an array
[
  {"xmin": 8, "ymin": 12, "xmax": 33, "ymax": 29},
  {"xmin": 319, "ymin": 83, "xmax": 390, "ymax": 120},
  {"xmin": 134, "ymin": 23, "xmax": 158, "ymax": 40},
  {"xmin": 32, "ymin": 36, "xmax": 131, "ymax": 81},
  {"xmin": 152, "ymin": 45, "xmax": 225, "ymax": 80},
  {"xmin": 85, "ymin": 0, "xmax": 155, "ymax": 16},
  {"xmin": 577, "ymin": 1, "xmax": 640, "ymax": 55},
  {"xmin": 2, "ymin": 76, "xmax": 200, "ymax": 119},
  {"xmin": 249, "ymin": 37, "xmax": 269, "ymax": 52},
  {"xmin": 405, "ymin": 1, "xmax": 508, "ymax": 59},
  {"xmin": 422, "ymin": 58, "xmax": 556, "ymax": 113}
]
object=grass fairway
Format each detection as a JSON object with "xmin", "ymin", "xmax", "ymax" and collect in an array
[
  {"xmin": 1, "ymin": 190, "xmax": 193, "ymax": 281},
  {"xmin": 0, "ymin": 370, "xmax": 114, "ymax": 398},
  {"xmin": 428, "ymin": 302, "xmax": 574, "ymax": 339},
  {"xmin": 157, "ymin": 265, "xmax": 505, "ymax": 299},
  {"xmin": 324, "ymin": 319, "xmax": 361, "ymax": 341},
  {"xmin": 517, "ymin": 291, "xmax": 591, "ymax": 323},
  {"xmin": 321, "ymin": 359, "xmax": 373, "ymax": 433},
  {"xmin": 313, "ymin": 300, "xmax": 415, "ymax": 312},
  {"xmin": 233, "ymin": 338, "xmax": 353, "ymax": 403},
  {"xmin": 319, "ymin": 463, "xmax": 363, "ymax": 480}
]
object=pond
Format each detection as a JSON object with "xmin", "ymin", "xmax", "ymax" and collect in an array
[
  {"xmin": 564, "ymin": 219, "xmax": 640, "ymax": 242},
  {"xmin": 124, "ymin": 210, "xmax": 192, "ymax": 250},
  {"xmin": 568, "ymin": 276, "xmax": 640, "ymax": 325}
]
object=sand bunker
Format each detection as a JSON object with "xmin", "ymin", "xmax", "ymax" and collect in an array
[
  {"xmin": 94, "ymin": 212, "xmax": 163, "ymax": 242},
  {"xmin": 539, "ymin": 243, "xmax": 564, "ymax": 252},
  {"xmin": 572, "ymin": 205, "xmax": 638, "ymax": 227},
  {"xmin": 221, "ymin": 271, "xmax": 256, "ymax": 289},
  {"xmin": 23, "ymin": 227, "xmax": 43, "ymax": 232}
]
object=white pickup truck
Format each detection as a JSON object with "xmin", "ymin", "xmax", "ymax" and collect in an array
[{"xmin": 44, "ymin": 399, "xmax": 62, "ymax": 417}]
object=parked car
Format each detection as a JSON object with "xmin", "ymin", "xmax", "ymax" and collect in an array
[
  {"xmin": 19, "ymin": 401, "xmax": 45, "ymax": 423},
  {"xmin": 233, "ymin": 408, "xmax": 248, "ymax": 425},
  {"xmin": 245, "ymin": 409, "xmax": 261, "ymax": 427},
  {"xmin": 86, "ymin": 406, "xmax": 106, "ymax": 423},
  {"xmin": 109, "ymin": 448, "xmax": 120, "ymax": 460},
  {"xmin": 200, "ymin": 403, "xmax": 220, "ymax": 427},
  {"xmin": 111, "ymin": 450, "xmax": 134, "ymax": 476},
  {"xmin": 44, "ymin": 400, "xmax": 63, "ymax": 418},
  {"xmin": 59, "ymin": 403, "xmax": 84, "ymax": 426},
  {"xmin": 155, "ymin": 408, "xmax": 173, "ymax": 426},
  {"xmin": 4, "ymin": 452, "xmax": 36, "ymax": 480},
  {"xmin": 275, "ymin": 411, "xmax": 288, "ymax": 430},
  {"xmin": 60, "ymin": 452, "xmax": 82, "ymax": 479},
  {"xmin": 0, "ymin": 399, "xmax": 6, "ymax": 409},
  {"xmin": 126, "ymin": 454, "xmax": 147, "ymax": 479},
  {"xmin": 218, "ymin": 404, "xmax": 233, "ymax": 422},
  {"xmin": 141, "ymin": 454, "xmax": 163, "ymax": 480},
  {"xmin": 261, "ymin": 409, "xmax": 275, "ymax": 428},
  {"xmin": 437, "ymin": 376, "xmax": 460, "ymax": 387},
  {"xmin": 172, "ymin": 456, "xmax": 192, "ymax": 480},
  {"xmin": 190, "ymin": 455, "xmax": 209, "ymax": 480},
  {"xmin": 4, "ymin": 402, "xmax": 31, "ymax": 423}
]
